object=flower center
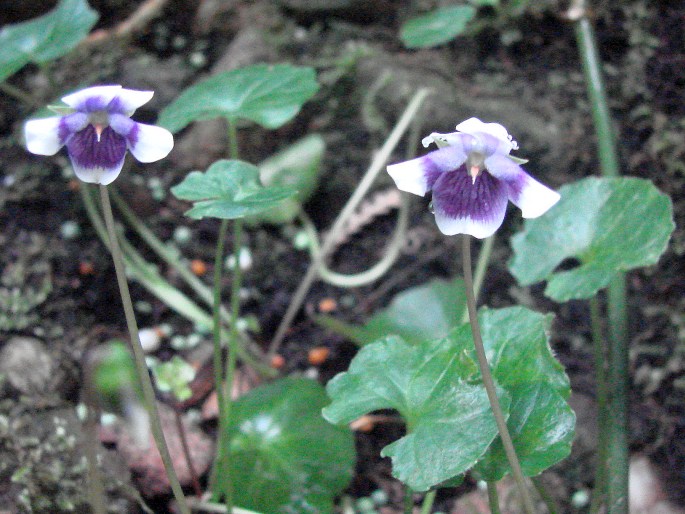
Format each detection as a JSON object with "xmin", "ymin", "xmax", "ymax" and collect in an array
[
  {"xmin": 466, "ymin": 151, "xmax": 486, "ymax": 184},
  {"xmin": 88, "ymin": 111, "xmax": 110, "ymax": 142}
]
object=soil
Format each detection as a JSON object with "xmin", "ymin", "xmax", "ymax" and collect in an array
[{"xmin": 1, "ymin": 0, "xmax": 684, "ymax": 513}]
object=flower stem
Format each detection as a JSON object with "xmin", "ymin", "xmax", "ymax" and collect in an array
[
  {"xmin": 573, "ymin": 3, "xmax": 629, "ymax": 510},
  {"xmin": 486, "ymin": 482, "xmax": 502, "ymax": 514},
  {"xmin": 98, "ymin": 185, "xmax": 189, "ymax": 514},
  {"xmin": 589, "ymin": 297, "xmax": 608, "ymax": 513},
  {"xmin": 419, "ymin": 490, "xmax": 436, "ymax": 514},
  {"xmin": 268, "ymin": 87, "xmax": 431, "ymax": 357},
  {"xmin": 461, "ymin": 235, "xmax": 535, "ymax": 514}
]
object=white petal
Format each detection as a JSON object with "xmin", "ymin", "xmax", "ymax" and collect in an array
[
  {"xmin": 62, "ymin": 85, "xmax": 122, "ymax": 109},
  {"xmin": 434, "ymin": 212, "xmax": 502, "ymax": 239},
  {"xmin": 25, "ymin": 117, "xmax": 63, "ymax": 155},
  {"xmin": 513, "ymin": 177, "xmax": 561, "ymax": 218},
  {"xmin": 456, "ymin": 117, "xmax": 516, "ymax": 153},
  {"xmin": 71, "ymin": 162, "xmax": 125, "ymax": 185},
  {"xmin": 387, "ymin": 158, "xmax": 429, "ymax": 196},
  {"xmin": 421, "ymin": 131, "xmax": 462, "ymax": 149},
  {"xmin": 128, "ymin": 123, "xmax": 174, "ymax": 163},
  {"xmin": 114, "ymin": 88, "xmax": 155, "ymax": 114}
]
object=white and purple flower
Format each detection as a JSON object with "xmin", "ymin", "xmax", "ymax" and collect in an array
[
  {"xmin": 25, "ymin": 85, "xmax": 173, "ymax": 185},
  {"xmin": 387, "ymin": 117, "xmax": 560, "ymax": 238}
]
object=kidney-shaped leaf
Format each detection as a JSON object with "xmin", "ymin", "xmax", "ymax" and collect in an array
[
  {"xmin": 400, "ymin": 6, "xmax": 476, "ymax": 49},
  {"xmin": 323, "ymin": 335, "xmax": 506, "ymax": 491},
  {"xmin": 509, "ymin": 177, "xmax": 674, "ymax": 302},
  {"xmin": 171, "ymin": 159, "xmax": 297, "ymax": 220},
  {"xmin": 158, "ymin": 64, "xmax": 319, "ymax": 133},
  {"xmin": 324, "ymin": 307, "xmax": 573, "ymax": 490},
  {"xmin": 217, "ymin": 377, "xmax": 355, "ymax": 514},
  {"xmin": 0, "ymin": 0, "xmax": 99, "ymax": 82}
]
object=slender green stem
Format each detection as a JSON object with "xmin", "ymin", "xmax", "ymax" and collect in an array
[
  {"xmin": 532, "ymin": 476, "xmax": 560, "ymax": 514},
  {"xmin": 419, "ymin": 490, "xmax": 436, "ymax": 514},
  {"xmin": 486, "ymin": 482, "xmax": 502, "ymax": 514},
  {"xmin": 404, "ymin": 488, "xmax": 414, "ymax": 514},
  {"xmin": 0, "ymin": 82, "xmax": 38, "ymax": 107},
  {"xmin": 98, "ymin": 185, "xmax": 189, "ymax": 514},
  {"xmin": 82, "ymin": 367, "xmax": 107, "ymax": 514},
  {"xmin": 589, "ymin": 297, "xmax": 608, "ymax": 514},
  {"xmin": 573, "ymin": 3, "xmax": 629, "ymax": 510},
  {"xmin": 213, "ymin": 219, "xmax": 229, "ymax": 428},
  {"xmin": 268, "ymin": 87, "xmax": 431, "ymax": 357},
  {"xmin": 460, "ymin": 235, "xmax": 495, "ymax": 324},
  {"xmin": 461, "ymin": 235, "xmax": 535, "ymax": 514}
]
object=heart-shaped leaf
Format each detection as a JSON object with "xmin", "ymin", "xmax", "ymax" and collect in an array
[
  {"xmin": 322, "ymin": 277, "xmax": 466, "ymax": 346},
  {"xmin": 324, "ymin": 307, "xmax": 573, "ymax": 490},
  {"xmin": 248, "ymin": 134, "xmax": 325, "ymax": 225},
  {"xmin": 400, "ymin": 6, "xmax": 476, "ymax": 49},
  {"xmin": 216, "ymin": 377, "xmax": 355, "ymax": 514},
  {"xmin": 324, "ymin": 334, "xmax": 505, "ymax": 491},
  {"xmin": 171, "ymin": 159, "xmax": 297, "ymax": 220},
  {"xmin": 0, "ymin": 0, "xmax": 99, "ymax": 82},
  {"xmin": 158, "ymin": 64, "xmax": 319, "ymax": 133},
  {"xmin": 509, "ymin": 177, "xmax": 674, "ymax": 302}
]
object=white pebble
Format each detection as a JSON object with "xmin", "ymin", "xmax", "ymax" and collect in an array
[{"xmin": 138, "ymin": 327, "xmax": 162, "ymax": 353}]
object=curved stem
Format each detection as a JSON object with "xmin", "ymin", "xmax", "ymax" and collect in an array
[
  {"xmin": 461, "ymin": 235, "xmax": 535, "ymax": 514},
  {"xmin": 268, "ymin": 87, "xmax": 431, "ymax": 357},
  {"xmin": 486, "ymin": 482, "xmax": 502, "ymax": 514},
  {"xmin": 99, "ymin": 185, "xmax": 189, "ymax": 514},
  {"xmin": 419, "ymin": 490, "xmax": 436, "ymax": 514}
]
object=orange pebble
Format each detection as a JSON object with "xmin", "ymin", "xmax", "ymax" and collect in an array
[
  {"xmin": 190, "ymin": 259, "xmax": 207, "ymax": 276},
  {"xmin": 79, "ymin": 261, "xmax": 95, "ymax": 275},
  {"xmin": 270, "ymin": 354, "xmax": 285, "ymax": 369},
  {"xmin": 318, "ymin": 298, "xmax": 337, "ymax": 313},
  {"xmin": 308, "ymin": 346, "xmax": 330, "ymax": 366},
  {"xmin": 67, "ymin": 179, "xmax": 81, "ymax": 191},
  {"xmin": 350, "ymin": 415, "xmax": 375, "ymax": 433}
]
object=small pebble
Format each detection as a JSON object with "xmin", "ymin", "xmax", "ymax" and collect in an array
[
  {"xmin": 138, "ymin": 327, "xmax": 162, "ymax": 353},
  {"xmin": 173, "ymin": 226, "xmax": 192, "ymax": 245},
  {"xmin": 225, "ymin": 247, "xmax": 253, "ymax": 271},
  {"xmin": 60, "ymin": 220, "xmax": 81, "ymax": 239}
]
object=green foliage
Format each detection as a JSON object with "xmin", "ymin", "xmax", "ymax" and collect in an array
[
  {"xmin": 158, "ymin": 64, "xmax": 320, "ymax": 133},
  {"xmin": 0, "ymin": 0, "xmax": 99, "ymax": 82},
  {"xmin": 249, "ymin": 134, "xmax": 326, "ymax": 225},
  {"xmin": 509, "ymin": 177, "xmax": 674, "ymax": 301},
  {"xmin": 400, "ymin": 6, "xmax": 476, "ymax": 49},
  {"xmin": 92, "ymin": 341, "xmax": 139, "ymax": 409},
  {"xmin": 148, "ymin": 356, "xmax": 195, "ymax": 402},
  {"xmin": 171, "ymin": 159, "xmax": 298, "ymax": 220},
  {"xmin": 216, "ymin": 377, "xmax": 355, "ymax": 514},
  {"xmin": 324, "ymin": 307, "xmax": 573, "ymax": 491},
  {"xmin": 345, "ymin": 277, "xmax": 466, "ymax": 346}
]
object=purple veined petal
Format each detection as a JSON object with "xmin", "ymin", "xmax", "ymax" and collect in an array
[
  {"xmin": 125, "ymin": 122, "xmax": 174, "ymax": 163},
  {"xmin": 387, "ymin": 143, "xmax": 470, "ymax": 196},
  {"xmin": 61, "ymin": 85, "xmax": 123, "ymax": 111},
  {"xmin": 107, "ymin": 88, "xmax": 154, "ymax": 115},
  {"xmin": 431, "ymin": 166, "xmax": 509, "ymax": 238},
  {"xmin": 485, "ymin": 153, "xmax": 560, "ymax": 218},
  {"xmin": 66, "ymin": 125, "xmax": 127, "ymax": 185},
  {"xmin": 24, "ymin": 117, "xmax": 63, "ymax": 155}
]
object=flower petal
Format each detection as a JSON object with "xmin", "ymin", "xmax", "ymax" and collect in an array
[
  {"xmin": 431, "ymin": 166, "xmax": 509, "ymax": 238},
  {"xmin": 24, "ymin": 117, "xmax": 63, "ymax": 155},
  {"xmin": 387, "ymin": 143, "xmax": 469, "ymax": 196},
  {"xmin": 485, "ymin": 154, "xmax": 560, "ymax": 218},
  {"xmin": 66, "ymin": 125, "xmax": 127, "ymax": 185},
  {"xmin": 456, "ymin": 117, "xmax": 517, "ymax": 154},
  {"xmin": 125, "ymin": 122, "xmax": 174, "ymax": 163},
  {"xmin": 61, "ymin": 85, "xmax": 123, "ymax": 111},
  {"xmin": 107, "ymin": 88, "xmax": 154, "ymax": 115}
]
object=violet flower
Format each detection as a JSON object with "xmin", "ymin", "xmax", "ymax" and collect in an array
[
  {"xmin": 25, "ymin": 85, "xmax": 173, "ymax": 185},
  {"xmin": 387, "ymin": 117, "xmax": 560, "ymax": 238}
]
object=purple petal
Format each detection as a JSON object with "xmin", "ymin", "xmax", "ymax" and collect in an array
[
  {"xmin": 485, "ymin": 154, "xmax": 560, "ymax": 218},
  {"xmin": 431, "ymin": 166, "xmax": 509, "ymax": 238},
  {"xmin": 106, "ymin": 89, "xmax": 154, "ymax": 115},
  {"xmin": 387, "ymin": 141, "xmax": 470, "ymax": 196},
  {"xmin": 109, "ymin": 115, "xmax": 173, "ymax": 163},
  {"xmin": 66, "ymin": 125, "xmax": 127, "ymax": 185},
  {"xmin": 61, "ymin": 86, "xmax": 122, "ymax": 111}
]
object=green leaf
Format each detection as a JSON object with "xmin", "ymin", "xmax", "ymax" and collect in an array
[
  {"xmin": 217, "ymin": 377, "xmax": 355, "ymax": 514},
  {"xmin": 0, "ymin": 0, "xmax": 99, "ymax": 82},
  {"xmin": 248, "ymin": 134, "xmax": 325, "ymax": 225},
  {"xmin": 400, "ymin": 6, "xmax": 476, "ymax": 49},
  {"xmin": 149, "ymin": 356, "xmax": 196, "ymax": 402},
  {"xmin": 324, "ymin": 335, "xmax": 505, "ymax": 491},
  {"xmin": 509, "ymin": 177, "xmax": 675, "ymax": 301},
  {"xmin": 158, "ymin": 64, "xmax": 319, "ymax": 133},
  {"xmin": 324, "ymin": 307, "xmax": 573, "ymax": 490},
  {"xmin": 171, "ymin": 159, "xmax": 298, "ymax": 220},
  {"xmin": 92, "ymin": 341, "xmax": 138, "ymax": 407},
  {"xmin": 355, "ymin": 276, "xmax": 467, "ymax": 346}
]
